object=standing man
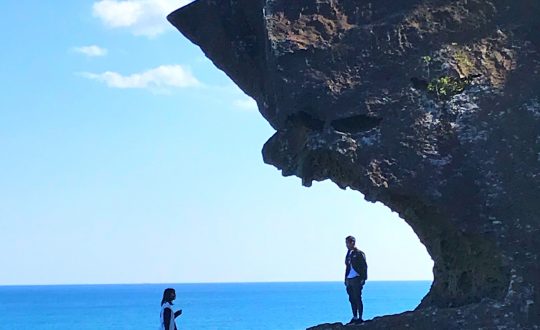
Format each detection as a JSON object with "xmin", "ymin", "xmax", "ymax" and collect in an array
[{"xmin": 344, "ymin": 235, "xmax": 368, "ymax": 325}]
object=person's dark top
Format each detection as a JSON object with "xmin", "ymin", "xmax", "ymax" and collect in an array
[
  {"xmin": 163, "ymin": 307, "xmax": 182, "ymax": 330},
  {"xmin": 345, "ymin": 248, "xmax": 368, "ymax": 280}
]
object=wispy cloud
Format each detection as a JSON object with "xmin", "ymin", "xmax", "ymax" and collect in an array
[
  {"xmin": 73, "ymin": 45, "xmax": 108, "ymax": 57},
  {"xmin": 80, "ymin": 65, "xmax": 201, "ymax": 92},
  {"xmin": 233, "ymin": 97, "xmax": 258, "ymax": 112},
  {"xmin": 92, "ymin": 0, "xmax": 193, "ymax": 37}
]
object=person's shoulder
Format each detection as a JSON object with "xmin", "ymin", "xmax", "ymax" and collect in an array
[{"xmin": 354, "ymin": 249, "xmax": 366, "ymax": 257}]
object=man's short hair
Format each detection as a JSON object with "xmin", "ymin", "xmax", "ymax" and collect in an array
[{"xmin": 346, "ymin": 235, "xmax": 356, "ymax": 242}]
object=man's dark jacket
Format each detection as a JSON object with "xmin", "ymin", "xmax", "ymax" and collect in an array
[{"xmin": 345, "ymin": 248, "xmax": 368, "ymax": 280}]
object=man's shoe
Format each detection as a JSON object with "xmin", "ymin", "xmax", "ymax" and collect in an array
[
  {"xmin": 347, "ymin": 317, "xmax": 359, "ymax": 325},
  {"xmin": 354, "ymin": 319, "xmax": 364, "ymax": 324}
]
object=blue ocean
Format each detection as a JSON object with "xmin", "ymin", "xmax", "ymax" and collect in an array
[{"xmin": 0, "ymin": 281, "xmax": 430, "ymax": 330}]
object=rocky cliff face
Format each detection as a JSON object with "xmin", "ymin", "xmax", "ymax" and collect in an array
[{"xmin": 168, "ymin": 0, "xmax": 540, "ymax": 328}]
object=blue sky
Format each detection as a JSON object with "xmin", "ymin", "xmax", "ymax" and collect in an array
[{"xmin": 0, "ymin": 1, "xmax": 433, "ymax": 285}]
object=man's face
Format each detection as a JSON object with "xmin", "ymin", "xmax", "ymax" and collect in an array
[{"xmin": 346, "ymin": 239, "xmax": 355, "ymax": 250}]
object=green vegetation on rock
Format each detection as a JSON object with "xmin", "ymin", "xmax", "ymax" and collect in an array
[{"xmin": 427, "ymin": 75, "xmax": 471, "ymax": 100}]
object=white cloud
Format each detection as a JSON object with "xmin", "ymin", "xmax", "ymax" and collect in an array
[
  {"xmin": 73, "ymin": 45, "xmax": 108, "ymax": 57},
  {"xmin": 93, "ymin": 0, "xmax": 193, "ymax": 37},
  {"xmin": 80, "ymin": 65, "xmax": 200, "ymax": 91},
  {"xmin": 233, "ymin": 97, "xmax": 258, "ymax": 112}
]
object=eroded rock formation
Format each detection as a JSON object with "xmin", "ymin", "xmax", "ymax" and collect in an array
[{"xmin": 168, "ymin": 0, "xmax": 540, "ymax": 328}]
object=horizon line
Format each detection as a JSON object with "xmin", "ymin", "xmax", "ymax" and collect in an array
[{"xmin": 0, "ymin": 279, "xmax": 433, "ymax": 287}]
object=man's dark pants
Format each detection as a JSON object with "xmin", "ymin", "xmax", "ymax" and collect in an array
[{"xmin": 346, "ymin": 277, "xmax": 365, "ymax": 319}]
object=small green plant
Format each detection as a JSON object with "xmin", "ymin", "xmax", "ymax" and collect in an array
[
  {"xmin": 421, "ymin": 55, "xmax": 432, "ymax": 65},
  {"xmin": 422, "ymin": 55, "xmax": 432, "ymax": 78},
  {"xmin": 416, "ymin": 54, "xmax": 475, "ymax": 100},
  {"xmin": 427, "ymin": 75, "xmax": 470, "ymax": 100}
]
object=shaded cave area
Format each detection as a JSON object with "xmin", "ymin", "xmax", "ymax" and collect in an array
[{"xmin": 384, "ymin": 195, "xmax": 510, "ymax": 309}]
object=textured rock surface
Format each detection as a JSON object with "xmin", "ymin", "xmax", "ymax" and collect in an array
[{"xmin": 168, "ymin": 0, "xmax": 540, "ymax": 328}]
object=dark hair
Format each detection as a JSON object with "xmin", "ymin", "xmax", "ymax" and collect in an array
[
  {"xmin": 346, "ymin": 235, "xmax": 356, "ymax": 243},
  {"xmin": 161, "ymin": 288, "xmax": 175, "ymax": 306}
]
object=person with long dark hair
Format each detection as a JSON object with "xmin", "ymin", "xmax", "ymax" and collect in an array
[{"xmin": 160, "ymin": 288, "xmax": 182, "ymax": 330}]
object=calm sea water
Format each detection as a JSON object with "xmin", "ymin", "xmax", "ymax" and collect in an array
[{"xmin": 0, "ymin": 281, "xmax": 431, "ymax": 330}]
